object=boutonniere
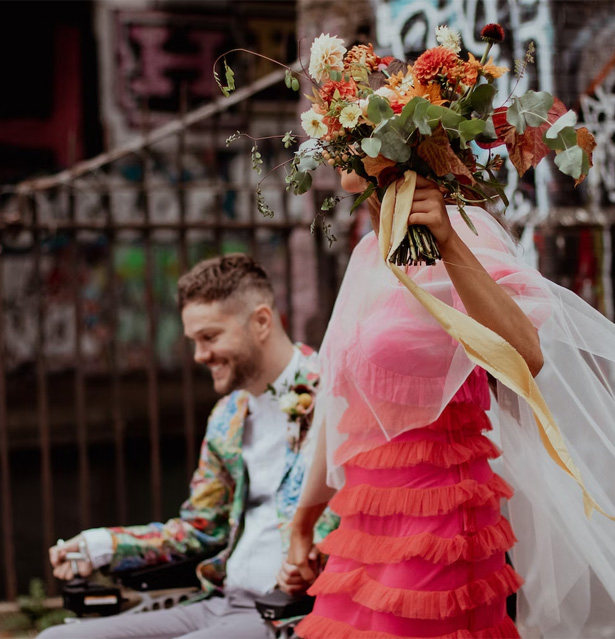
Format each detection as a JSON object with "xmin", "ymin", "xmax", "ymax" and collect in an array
[{"xmin": 269, "ymin": 367, "xmax": 319, "ymax": 454}]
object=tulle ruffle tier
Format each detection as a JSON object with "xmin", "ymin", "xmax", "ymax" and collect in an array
[{"xmin": 296, "ymin": 395, "xmax": 521, "ymax": 639}]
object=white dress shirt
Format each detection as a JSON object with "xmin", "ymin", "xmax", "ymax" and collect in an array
[{"xmin": 83, "ymin": 347, "xmax": 301, "ymax": 596}]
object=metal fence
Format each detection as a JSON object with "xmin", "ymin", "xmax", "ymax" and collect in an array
[{"xmin": 0, "ymin": 68, "xmax": 344, "ymax": 599}]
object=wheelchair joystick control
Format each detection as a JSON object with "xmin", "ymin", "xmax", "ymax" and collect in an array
[{"xmin": 58, "ymin": 539, "xmax": 123, "ymax": 617}]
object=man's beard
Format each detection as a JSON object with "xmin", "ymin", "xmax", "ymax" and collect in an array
[{"xmin": 213, "ymin": 341, "xmax": 263, "ymax": 395}]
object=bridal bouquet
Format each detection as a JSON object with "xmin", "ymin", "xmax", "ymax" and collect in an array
[{"xmin": 215, "ymin": 24, "xmax": 595, "ymax": 265}]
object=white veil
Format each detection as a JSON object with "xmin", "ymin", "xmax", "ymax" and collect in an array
[{"xmin": 316, "ymin": 205, "xmax": 615, "ymax": 636}]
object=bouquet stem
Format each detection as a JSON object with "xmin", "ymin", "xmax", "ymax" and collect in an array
[{"xmin": 389, "ymin": 225, "xmax": 441, "ymax": 267}]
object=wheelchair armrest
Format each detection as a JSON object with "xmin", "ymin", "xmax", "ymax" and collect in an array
[
  {"xmin": 254, "ymin": 589, "xmax": 314, "ymax": 621},
  {"xmin": 112, "ymin": 553, "xmax": 209, "ymax": 591}
]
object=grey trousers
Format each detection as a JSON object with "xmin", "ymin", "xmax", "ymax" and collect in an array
[{"xmin": 37, "ymin": 590, "xmax": 272, "ymax": 639}]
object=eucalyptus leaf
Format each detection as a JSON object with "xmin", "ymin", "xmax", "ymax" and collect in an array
[
  {"xmin": 426, "ymin": 104, "xmax": 464, "ymax": 131},
  {"xmin": 412, "ymin": 100, "xmax": 432, "ymax": 135},
  {"xmin": 545, "ymin": 110, "xmax": 577, "ymax": 138},
  {"xmin": 367, "ymin": 96, "xmax": 394, "ymax": 124},
  {"xmin": 361, "ymin": 137, "xmax": 382, "ymax": 158},
  {"xmin": 470, "ymin": 84, "xmax": 497, "ymax": 117},
  {"xmin": 293, "ymin": 171, "xmax": 313, "ymax": 195},
  {"xmin": 399, "ymin": 97, "xmax": 428, "ymax": 126},
  {"xmin": 506, "ymin": 91, "xmax": 554, "ymax": 133},
  {"xmin": 296, "ymin": 154, "xmax": 320, "ymax": 172},
  {"xmin": 475, "ymin": 116, "xmax": 497, "ymax": 143},
  {"xmin": 378, "ymin": 125, "xmax": 412, "ymax": 163},
  {"xmin": 459, "ymin": 119, "xmax": 487, "ymax": 148},
  {"xmin": 543, "ymin": 126, "xmax": 577, "ymax": 151},
  {"xmin": 553, "ymin": 145, "xmax": 585, "ymax": 179}
]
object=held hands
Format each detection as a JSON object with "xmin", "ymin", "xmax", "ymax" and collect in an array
[
  {"xmin": 276, "ymin": 525, "xmax": 321, "ymax": 595},
  {"xmin": 49, "ymin": 534, "xmax": 93, "ymax": 580}
]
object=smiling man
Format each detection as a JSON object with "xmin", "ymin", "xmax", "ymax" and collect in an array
[{"xmin": 40, "ymin": 254, "xmax": 338, "ymax": 639}]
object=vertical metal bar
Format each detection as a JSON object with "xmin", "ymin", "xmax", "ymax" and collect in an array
[
  {"xmin": 281, "ymin": 189, "xmax": 294, "ymax": 339},
  {"xmin": 32, "ymin": 195, "xmax": 55, "ymax": 590},
  {"xmin": 0, "ymin": 244, "xmax": 17, "ymax": 600},
  {"xmin": 176, "ymin": 84, "xmax": 196, "ymax": 478},
  {"xmin": 102, "ymin": 190, "xmax": 127, "ymax": 523},
  {"xmin": 141, "ymin": 144, "xmax": 162, "ymax": 521},
  {"xmin": 68, "ymin": 188, "xmax": 90, "ymax": 530}
]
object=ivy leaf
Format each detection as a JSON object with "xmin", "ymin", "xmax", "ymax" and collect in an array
[
  {"xmin": 367, "ymin": 96, "xmax": 394, "ymax": 124},
  {"xmin": 417, "ymin": 125, "xmax": 475, "ymax": 183},
  {"xmin": 361, "ymin": 137, "xmax": 382, "ymax": 158},
  {"xmin": 506, "ymin": 90, "xmax": 553, "ymax": 134}
]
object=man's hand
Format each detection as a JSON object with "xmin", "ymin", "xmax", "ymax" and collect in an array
[
  {"xmin": 276, "ymin": 548, "xmax": 320, "ymax": 596},
  {"xmin": 49, "ymin": 535, "xmax": 93, "ymax": 580}
]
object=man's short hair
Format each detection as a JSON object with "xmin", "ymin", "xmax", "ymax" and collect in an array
[{"xmin": 177, "ymin": 253, "xmax": 275, "ymax": 311}]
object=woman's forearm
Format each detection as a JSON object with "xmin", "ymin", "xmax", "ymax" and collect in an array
[
  {"xmin": 293, "ymin": 422, "xmax": 336, "ymax": 533},
  {"xmin": 439, "ymin": 230, "xmax": 544, "ymax": 376}
]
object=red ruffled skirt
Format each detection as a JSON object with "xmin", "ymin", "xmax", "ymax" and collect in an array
[{"xmin": 296, "ymin": 379, "xmax": 521, "ymax": 638}]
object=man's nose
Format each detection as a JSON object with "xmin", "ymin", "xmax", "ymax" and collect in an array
[{"xmin": 194, "ymin": 345, "xmax": 211, "ymax": 364}]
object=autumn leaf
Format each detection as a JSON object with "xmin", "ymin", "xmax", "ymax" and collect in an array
[
  {"xmin": 574, "ymin": 127, "xmax": 597, "ymax": 186},
  {"xmin": 417, "ymin": 125, "xmax": 475, "ymax": 183},
  {"xmin": 496, "ymin": 98, "xmax": 569, "ymax": 176},
  {"xmin": 362, "ymin": 154, "xmax": 400, "ymax": 186}
]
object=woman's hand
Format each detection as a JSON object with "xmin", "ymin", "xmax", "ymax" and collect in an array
[
  {"xmin": 285, "ymin": 521, "xmax": 319, "ymax": 584},
  {"xmin": 408, "ymin": 175, "xmax": 456, "ymax": 248}
]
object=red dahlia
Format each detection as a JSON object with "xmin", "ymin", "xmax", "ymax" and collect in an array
[{"xmin": 481, "ymin": 23, "xmax": 505, "ymax": 44}]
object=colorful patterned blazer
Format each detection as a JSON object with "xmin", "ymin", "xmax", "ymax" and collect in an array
[{"xmin": 104, "ymin": 344, "xmax": 338, "ymax": 596}]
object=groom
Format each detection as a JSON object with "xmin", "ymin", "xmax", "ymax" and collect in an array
[{"xmin": 40, "ymin": 253, "xmax": 337, "ymax": 639}]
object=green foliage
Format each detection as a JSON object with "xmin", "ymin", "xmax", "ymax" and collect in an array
[
  {"xmin": 225, "ymin": 130, "xmax": 241, "ymax": 147},
  {"xmin": 250, "ymin": 143, "xmax": 263, "ymax": 174},
  {"xmin": 321, "ymin": 195, "xmax": 342, "ymax": 211},
  {"xmin": 361, "ymin": 137, "xmax": 382, "ymax": 158},
  {"xmin": 256, "ymin": 186, "xmax": 274, "ymax": 218},
  {"xmin": 214, "ymin": 58, "xmax": 236, "ymax": 97},
  {"xmin": 284, "ymin": 69, "xmax": 299, "ymax": 92},
  {"xmin": 469, "ymin": 84, "xmax": 497, "ymax": 117},
  {"xmin": 367, "ymin": 96, "xmax": 394, "ymax": 124},
  {"xmin": 506, "ymin": 90, "xmax": 553, "ymax": 133},
  {"xmin": 554, "ymin": 146, "xmax": 589, "ymax": 180},
  {"xmin": 0, "ymin": 578, "xmax": 75, "ymax": 635},
  {"xmin": 350, "ymin": 182, "xmax": 376, "ymax": 214},
  {"xmin": 282, "ymin": 131, "xmax": 297, "ymax": 148}
]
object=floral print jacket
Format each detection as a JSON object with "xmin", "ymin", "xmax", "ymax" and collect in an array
[{"xmin": 105, "ymin": 344, "xmax": 338, "ymax": 596}]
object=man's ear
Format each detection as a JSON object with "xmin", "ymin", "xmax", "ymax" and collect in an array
[{"xmin": 251, "ymin": 304, "xmax": 274, "ymax": 341}]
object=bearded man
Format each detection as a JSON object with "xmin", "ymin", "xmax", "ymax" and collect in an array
[{"xmin": 40, "ymin": 253, "xmax": 337, "ymax": 639}]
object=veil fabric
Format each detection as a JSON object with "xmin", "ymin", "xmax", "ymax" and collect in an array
[{"xmin": 315, "ymin": 205, "xmax": 615, "ymax": 636}]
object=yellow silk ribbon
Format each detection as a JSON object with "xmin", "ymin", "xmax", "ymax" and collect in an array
[{"xmin": 379, "ymin": 170, "xmax": 612, "ymax": 520}]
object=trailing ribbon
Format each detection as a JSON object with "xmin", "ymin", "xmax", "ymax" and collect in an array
[{"xmin": 379, "ymin": 170, "xmax": 613, "ymax": 521}]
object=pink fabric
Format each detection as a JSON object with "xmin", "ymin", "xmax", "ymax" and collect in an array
[{"xmin": 297, "ymin": 374, "xmax": 520, "ymax": 638}]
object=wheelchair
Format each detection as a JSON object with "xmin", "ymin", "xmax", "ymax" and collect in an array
[{"xmin": 61, "ymin": 546, "xmax": 313, "ymax": 638}]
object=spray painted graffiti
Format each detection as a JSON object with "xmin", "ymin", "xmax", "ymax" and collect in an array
[{"xmin": 371, "ymin": 0, "xmax": 555, "ymax": 224}]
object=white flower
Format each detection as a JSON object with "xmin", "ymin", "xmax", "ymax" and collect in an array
[
  {"xmin": 338, "ymin": 104, "xmax": 362, "ymax": 129},
  {"xmin": 435, "ymin": 25, "xmax": 461, "ymax": 53},
  {"xmin": 308, "ymin": 33, "xmax": 346, "ymax": 82},
  {"xmin": 279, "ymin": 391, "xmax": 300, "ymax": 414},
  {"xmin": 301, "ymin": 109, "xmax": 328, "ymax": 138},
  {"xmin": 375, "ymin": 86, "xmax": 397, "ymax": 101}
]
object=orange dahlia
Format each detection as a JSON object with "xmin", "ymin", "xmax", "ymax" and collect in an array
[
  {"xmin": 412, "ymin": 46, "xmax": 461, "ymax": 85},
  {"xmin": 319, "ymin": 78, "xmax": 358, "ymax": 105}
]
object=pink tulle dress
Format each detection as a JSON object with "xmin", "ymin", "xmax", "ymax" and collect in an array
[{"xmin": 296, "ymin": 370, "xmax": 521, "ymax": 639}]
